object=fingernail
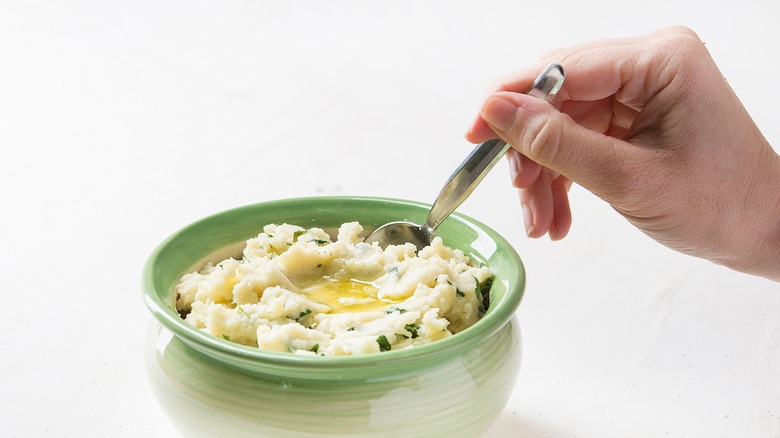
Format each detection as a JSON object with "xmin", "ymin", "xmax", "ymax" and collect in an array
[
  {"xmin": 522, "ymin": 204, "xmax": 534, "ymax": 236},
  {"xmin": 482, "ymin": 95, "xmax": 519, "ymax": 133},
  {"xmin": 506, "ymin": 151, "xmax": 520, "ymax": 188}
]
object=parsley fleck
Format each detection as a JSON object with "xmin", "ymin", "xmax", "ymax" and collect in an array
[
  {"xmin": 296, "ymin": 309, "xmax": 312, "ymax": 322},
  {"xmin": 456, "ymin": 288, "xmax": 465, "ymax": 297},
  {"xmin": 293, "ymin": 230, "xmax": 305, "ymax": 239},
  {"xmin": 377, "ymin": 335, "xmax": 392, "ymax": 352},
  {"xmin": 476, "ymin": 276, "xmax": 493, "ymax": 315},
  {"xmin": 311, "ymin": 343, "xmax": 319, "ymax": 354},
  {"xmin": 346, "ymin": 327, "xmax": 355, "ymax": 331},
  {"xmin": 313, "ymin": 239, "xmax": 329, "ymax": 245},
  {"xmin": 404, "ymin": 324, "xmax": 419, "ymax": 339},
  {"xmin": 222, "ymin": 334, "xmax": 230, "ymax": 341},
  {"xmin": 384, "ymin": 307, "xmax": 407, "ymax": 314},
  {"xmin": 388, "ymin": 267, "xmax": 399, "ymax": 275}
]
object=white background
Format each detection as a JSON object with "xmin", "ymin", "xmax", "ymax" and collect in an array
[{"xmin": 1, "ymin": 1, "xmax": 779, "ymax": 437}]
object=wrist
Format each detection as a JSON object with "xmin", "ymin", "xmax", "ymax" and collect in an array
[
  {"xmin": 729, "ymin": 150, "xmax": 780, "ymax": 281},
  {"xmin": 757, "ymin": 153, "xmax": 780, "ymax": 281}
]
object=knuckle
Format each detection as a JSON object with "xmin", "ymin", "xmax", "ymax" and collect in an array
[
  {"xmin": 661, "ymin": 25, "xmax": 701, "ymax": 42},
  {"xmin": 538, "ymin": 47, "xmax": 572, "ymax": 65},
  {"xmin": 523, "ymin": 112, "xmax": 563, "ymax": 166},
  {"xmin": 654, "ymin": 26, "xmax": 705, "ymax": 58}
]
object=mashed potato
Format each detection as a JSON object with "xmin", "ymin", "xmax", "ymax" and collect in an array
[{"xmin": 175, "ymin": 222, "xmax": 493, "ymax": 356}]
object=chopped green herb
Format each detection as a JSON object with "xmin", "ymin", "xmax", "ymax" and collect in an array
[
  {"xmin": 267, "ymin": 234, "xmax": 274, "ymax": 238},
  {"xmin": 222, "ymin": 334, "xmax": 230, "ymax": 341},
  {"xmin": 478, "ymin": 277, "xmax": 493, "ymax": 297},
  {"xmin": 346, "ymin": 327, "xmax": 355, "ymax": 331},
  {"xmin": 476, "ymin": 276, "xmax": 493, "ymax": 315},
  {"xmin": 311, "ymin": 343, "xmax": 319, "ymax": 354},
  {"xmin": 388, "ymin": 267, "xmax": 399, "ymax": 275},
  {"xmin": 313, "ymin": 239, "xmax": 330, "ymax": 245},
  {"xmin": 377, "ymin": 335, "xmax": 392, "ymax": 352},
  {"xmin": 293, "ymin": 230, "xmax": 305, "ymax": 239},
  {"xmin": 316, "ymin": 264, "xmax": 322, "ymax": 268},
  {"xmin": 456, "ymin": 288, "xmax": 465, "ymax": 297},
  {"xmin": 296, "ymin": 309, "xmax": 312, "ymax": 322},
  {"xmin": 404, "ymin": 324, "xmax": 419, "ymax": 339},
  {"xmin": 384, "ymin": 307, "xmax": 407, "ymax": 314}
]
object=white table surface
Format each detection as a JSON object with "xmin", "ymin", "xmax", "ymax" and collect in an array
[{"xmin": 2, "ymin": 1, "xmax": 779, "ymax": 437}]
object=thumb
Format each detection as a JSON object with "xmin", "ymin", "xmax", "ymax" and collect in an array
[{"xmin": 481, "ymin": 91, "xmax": 637, "ymax": 198}]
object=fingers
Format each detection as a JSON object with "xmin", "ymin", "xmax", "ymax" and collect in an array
[
  {"xmin": 465, "ymin": 26, "xmax": 704, "ymax": 145},
  {"xmin": 517, "ymin": 168, "xmax": 572, "ymax": 240},
  {"xmin": 465, "ymin": 64, "xmax": 564, "ymax": 144},
  {"xmin": 506, "ymin": 149, "xmax": 542, "ymax": 189},
  {"xmin": 481, "ymin": 91, "xmax": 644, "ymax": 200},
  {"xmin": 468, "ymin": 26, "xmax": 706, "ymax": 243},
  {"xmin": 490, "ymin": 26, "xmax": 701, "ymax": 104},
  {"xmin": 519, "ymin": 170, "xmax": 553, "ymax": 239},
  {"xmin": 465, "ymin": 116, "xmax": 496, "ymax": 144},
  {"xmin": 549, "ymin": 177, "xmax": 573, "ymax": 241},
  {"xmin": 558, "ymin": 98, "xmax": 614, "ymax": 134}
]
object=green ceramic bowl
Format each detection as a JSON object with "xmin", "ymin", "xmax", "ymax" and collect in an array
[{"xmin": 142, "ymin": 196, "xmax": 525, "ymax": 437}]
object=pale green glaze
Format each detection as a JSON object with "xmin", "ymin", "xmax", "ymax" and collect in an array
[
  {"xmin": 142, "ymin": 197, "xmax": 526, "ymax": 437},
  {"xmin": 146, "ymin": 319, "xmax": 521, "ymax": 437}
]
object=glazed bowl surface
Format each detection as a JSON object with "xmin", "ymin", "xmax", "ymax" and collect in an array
[{"xmin": 142, "ymin": 196, "xmax": 525, "ymax": 437}]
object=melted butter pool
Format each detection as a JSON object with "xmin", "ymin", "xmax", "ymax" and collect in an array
[{"xmin": 301, "ymin": 278, "xmax": 398, "ymax": 313}]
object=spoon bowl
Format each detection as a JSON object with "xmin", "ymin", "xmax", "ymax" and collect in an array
[
  {"xmin": 364, "ymin": 220, "xmax": 434, "ymax": 249},
  {"xmin": 366, "ymin": 62, "xmax": 566, "ymax": 249}
]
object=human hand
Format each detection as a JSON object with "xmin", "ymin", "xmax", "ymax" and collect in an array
[{"xmin": 466, "ymin": 26, "xmax": 780, "ymax": 280}]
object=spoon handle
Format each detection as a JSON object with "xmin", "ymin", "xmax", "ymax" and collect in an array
[{"xmin": 424, "ymin": 62, "xmax": 565, "ymax": 232}]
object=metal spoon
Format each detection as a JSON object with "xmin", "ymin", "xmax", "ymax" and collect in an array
[{"xmin": 365, "ymin": 62, "xmax": 566, "ymax": 249}]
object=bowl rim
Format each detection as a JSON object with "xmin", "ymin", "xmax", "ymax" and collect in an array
[{"xmin": 142, "ymin": 196, "xmax": 525, "ymax": 375}]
